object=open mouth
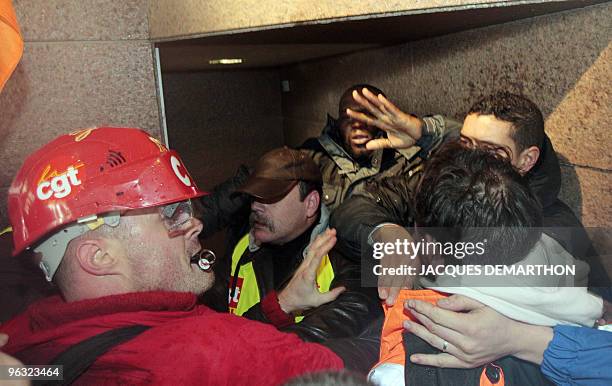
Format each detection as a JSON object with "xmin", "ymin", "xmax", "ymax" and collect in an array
[
  {"xmin": 190, "ymin": 251, "xmax": 201, "ymax": 267},
  {"xmin": 351, "ymin": 134, "xmax": 372, "ymax": 145}
]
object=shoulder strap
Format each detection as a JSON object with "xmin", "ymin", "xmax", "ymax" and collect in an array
[{"xmin": 34, "ymin": 324, "xmax": 151, "ymax": 386}]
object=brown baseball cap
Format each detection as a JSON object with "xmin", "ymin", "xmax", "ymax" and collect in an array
[{"xmin": 238, "ymin": 147, "xmax": 322, "ymax": 203}]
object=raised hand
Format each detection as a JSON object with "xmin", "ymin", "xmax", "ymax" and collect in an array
[
  {"xmin": 346, "ymin": 88, "xmax": 425, "ymax": 150},
  {"xmin": 278, "ymin": 229, "xmax": 346, "ymax": 314}
]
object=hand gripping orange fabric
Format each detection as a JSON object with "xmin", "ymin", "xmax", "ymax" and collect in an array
[
  {"xmin": 0, "ymin": 0, "xmax": 23, "ymax": 92},
  {"xmin": 375, "ymin": 289, "xmax": 506, "ymax": 386},
  {"xmin": 376, "ymin": 289, "xmax": 448, "ymax": 368}
]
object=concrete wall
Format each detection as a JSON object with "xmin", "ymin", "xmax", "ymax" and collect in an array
[
  {"xmin": 150, "ymin": 0, "xmax": 546, "ymax": 40},
  {"xmin": 0, "ymin": 0, "xmax": 161, "ymax": 222},
  {"xmin": 162, "ymin": 70, "xmax": 284, "ymax": 190},
  {"xmin": 281, "ymin": 3, "xmax": 611, "ymax": 232},
  {"xmin": 0, "ymin": 0, "xmax": 161, "ymax": 321}
]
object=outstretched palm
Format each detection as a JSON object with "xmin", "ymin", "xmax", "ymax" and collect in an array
[
  {"xmin": 346, "ymin": 88, "xmax": 423, "ymax": 150},
  {"xmin": 278, "ymin": 229, "xmax": 345, "ymax": 314}
]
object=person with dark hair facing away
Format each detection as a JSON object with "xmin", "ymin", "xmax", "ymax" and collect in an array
[
  {"xmin": 333, "ymin": 90, "xmax": 609, "ymax": 302},
  {"xmin": 366, "ymin": 142, "xmax": 603, "ymax": 386}
]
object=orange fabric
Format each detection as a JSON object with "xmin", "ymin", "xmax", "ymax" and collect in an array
[
  {"xmin": 0, "ymin": 0, "xmax": 23, "ymax": 92},
  {"xmin": 479, "ymin": 364, "xmax": 505, "ymax": 386},
  {"xmin": 376, "ymin": 289, "xmax": 448, "ymax": 368}
]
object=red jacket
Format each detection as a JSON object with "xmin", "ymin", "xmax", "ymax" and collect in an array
[{"xmin": 0, "ymin": 291, "xmax": 343, "ymax": 385}]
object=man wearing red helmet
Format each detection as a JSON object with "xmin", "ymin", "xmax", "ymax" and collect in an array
[{"xmin": 0, "ymin": 127, "xmax": 345, "ymax": 385}]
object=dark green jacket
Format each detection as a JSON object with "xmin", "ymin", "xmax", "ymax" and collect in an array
[{"xmin": 299, "ymin": 115, "xmax": 443, "ymax": 212}]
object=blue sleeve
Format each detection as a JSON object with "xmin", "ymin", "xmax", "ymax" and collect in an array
[{"xmin": 541, "ymin": 325, "xmax": 612, "ymax": 386}]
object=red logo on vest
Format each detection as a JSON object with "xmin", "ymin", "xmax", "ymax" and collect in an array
[{"xmin": 228, "ymin": 277, "xmax": 244, "ymax": 313}]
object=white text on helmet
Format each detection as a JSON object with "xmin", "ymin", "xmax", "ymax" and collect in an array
[{"xmin": 36, "ymin": 166, "xmax": 82, "ymax": 200}]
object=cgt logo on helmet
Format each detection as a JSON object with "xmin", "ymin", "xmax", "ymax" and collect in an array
[{"xmin": 36, "ymin": 162, "xmax": 85, "ymax": 201}]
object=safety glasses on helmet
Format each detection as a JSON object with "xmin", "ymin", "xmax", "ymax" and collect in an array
[{"xmin": 159, "ymin": 200, "xmax": 196, "ymax": 237}]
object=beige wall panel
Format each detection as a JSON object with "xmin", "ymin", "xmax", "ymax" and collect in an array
[
  {"xmin": 0, "ymin": 42, "xmax": 161, "ymax": 187},
  {"xmin": 559, "ymin": 166, "xmax": 612, "ymax": 227},
  {"xmin": 14, "ymin": 0, "xmax": 149, "ymax": 41},
  {"xmin": 150, "ymin": 0, "xmax": 516, "ymax": 40},
  {"xmin": 408, "ymin": 3, "xmax": 611, "ymax": 170},
  {"xmin": 546, "ymin": 44, "xmax": 611, "ymax": 170}
]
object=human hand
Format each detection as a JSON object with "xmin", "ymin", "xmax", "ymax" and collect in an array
[
  {"xmin": 346, "ymin": 88, "xmax": 424, "ymax": 150},
  {"xmin": 404, "ymin": 294, "xmax": 553, "ymax": 368},
  {"xmin": 597, "ymin": 299, "xmax": 611, "ymax": 325},
  {"xmin": 278, "ymin": 229, "xmax": 346, "ymax": 314},
  {"xmin": 373, "ymin": 224, "xmax": 417, "ymax": 306},
  {"xmin": 0, "ymin": 333, "xmax": 21, "ymax": 366}
]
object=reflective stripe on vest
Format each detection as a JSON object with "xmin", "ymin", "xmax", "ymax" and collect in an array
[{"xmin": 228, "ymin": 233, "xmax": 335, "ymax": 323}]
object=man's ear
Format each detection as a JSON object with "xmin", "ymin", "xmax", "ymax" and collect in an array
[
  {"xmin": 517, "ymin": 146, "xmax": 540, "ymax": 174},
  {"xmin": 74, "ymin": 238, "xmax": 121, "ymax": 277},
  {"xmin": 304, "ymin": 190, "xmax": 321, "ymax": 218}
]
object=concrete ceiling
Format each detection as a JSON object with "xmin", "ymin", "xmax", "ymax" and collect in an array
[{"xmin": 157, "ymin": 0, "xmax": 607, "ymax": 72}]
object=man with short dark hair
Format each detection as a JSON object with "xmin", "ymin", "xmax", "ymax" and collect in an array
[
  {"xmin": 368, "ymin": 142, "xmax": 601, "ymax": 386},
  {"xmin": 463, "ymin": 91, "xmax": 545, "ymax": 169},
  {"xmin": 334, "ymin": 90, "xmax": 609, "ymax": 301},
  {"xmin": 413, "ymin": 141, "xmax": 543, "ymax": 266}
]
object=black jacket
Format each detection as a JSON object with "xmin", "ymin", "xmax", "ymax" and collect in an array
[
  {"xmin": 403, "ymin": 331, "xmax": 553, "ymax": 386},
  {"xmin": 529, "ymin": 138, "xmax": 610, "ymax": 291},
  {"xmin": 197, "ymin": 167, "xmax": 382, "ymax": 344},
  {"xmin": 236, "ymin": 232, "xmax": 382, "ymax": 344},
  {"xmin": 330, "ymin": 121, "xmax": 610, "ymax": 293}
]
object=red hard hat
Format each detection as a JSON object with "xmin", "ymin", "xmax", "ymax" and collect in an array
[{"xmin": 8, "ymin": 127, "xmax": 208, "ymax": 256}]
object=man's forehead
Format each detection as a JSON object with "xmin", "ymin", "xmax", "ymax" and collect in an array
[{"xmin": 461, "ymin": 114, "xmax": 515, "ymax": 147}]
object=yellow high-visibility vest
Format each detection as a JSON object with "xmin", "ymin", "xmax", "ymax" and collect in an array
[{"xmin": 228, "ymin": 233, "xmax": 335, "ymax": 323}]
